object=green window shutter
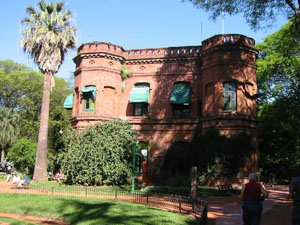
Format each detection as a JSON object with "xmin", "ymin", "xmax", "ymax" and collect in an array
[
  {"xmin": 223, "ymin": 82, "xmax": 236, "ymax": 111},
  {"xmin": 129, "ymin": 86, "xmax": 150, "ymax": 103},
  {"xmin": 170, "ymin": 82, "xmax": 190, "ymax": 104},
  {"xmin": 63, "ymin": 94, "xmax": 73, "ymax": 109}
]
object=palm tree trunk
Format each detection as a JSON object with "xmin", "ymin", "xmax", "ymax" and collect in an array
[
  {"xmin": 0, "ymin": 146, "xmax": 5, "ymax": 162},
  {"xmin": 33, "ymin": 72, "xmax": 52, "ymax": 181}
]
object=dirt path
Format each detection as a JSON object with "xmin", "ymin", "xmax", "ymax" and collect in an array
[{"xmin": 0, "ymin": 212, "xmax": 69, "ymax": 225}]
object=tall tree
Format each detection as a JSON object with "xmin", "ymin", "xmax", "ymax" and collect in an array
[
  {"xmin": 256, "ymin": 20, "xmax": 300, "ymax": 178},
  {"xmin": 21, "ymin": 0, "xmax": 76, "ymax": 180},
  {"xmin": 0, "ymin": 108, "xmax": 20, "ymax": 162},
  {"xmin": 187, "ymin": 0, "xmax": 300, "ymax": 31}
]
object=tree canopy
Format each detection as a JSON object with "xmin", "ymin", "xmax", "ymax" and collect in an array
[
  {"xmin": 256, "ymin": 19, "xmax": 300, "ymax": 102},
  {"xmin": 187, "ymin": 0, "xmax": 300, "ymax": 31},
  {"xmin": 0, "ymin": 108, "xmax": 20, "ymax": 162},
  {"xmin": 256, "ymin": 20, "xmax": 300, "ymax": 178}
]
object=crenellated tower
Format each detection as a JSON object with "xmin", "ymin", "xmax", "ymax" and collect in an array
[{"xmin": 201, "ymin": 34, "xmax": 259, "ymax": 173}]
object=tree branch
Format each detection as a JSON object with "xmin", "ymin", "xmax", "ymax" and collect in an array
[{"xmin": 285, "ymin": 0, "xmax": 298, "ymax": 12}]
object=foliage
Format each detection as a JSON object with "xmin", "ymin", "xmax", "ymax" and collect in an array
[
  {"xmin": 256, "ymin": 20, "xmax": 300, "ymax": 179},
  {"xmin": 21, "ymin": 0, "xmax": 76, "ymax": 74},
  {"xmin": 7, "ymin": 138, "xmax": 37, "ymax": 175},
  {"xmin": 0, "ymin": 108, "xmax": 20, "ymax": 161},
  {"xmin": 120, "ymin": 63, "xmax": 133, "ymax": 91},
  {"xmin": 0, "ymin": 60, "xmax": 72, "ymax": 143},
  {"xmin": 0, "ymin": 194, "xmax": 197, "ymax": 225},
  {"xmin": 0, "ymin": 159, "xmax": 14, "ymax": 173},
  {"xmin": 256, "ymin": 19, "xmax": 300, "ymax": 102},
  {"xmin": 258, "ymin": 99, "xmax": 300, "ymax": 179},
  {"xmin": 187, "ymin": 0, "xmax": 300, "ymax": 31},
  {"xmin": 57, "ymin": 120, "xmax": 137, "ymax": 185},
  {"xmin": 120, "ymin": 63, "xmax": 133, "ymax": 80},
  {"xmin": 159, "ymin": 129, "xmax": 254, "ymax": 184}
]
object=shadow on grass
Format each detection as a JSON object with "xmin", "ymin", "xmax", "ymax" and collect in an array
[{"xmin": 56, "ymin": 198, "xmax": 198, "ymax": 225}]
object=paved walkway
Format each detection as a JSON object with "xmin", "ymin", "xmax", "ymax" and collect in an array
[{"xmin": 204, "ymin": 185, "xmax": 292, "ymax": 225}]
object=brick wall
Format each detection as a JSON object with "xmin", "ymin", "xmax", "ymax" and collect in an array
[{"xmin": 70, "ymin": 34, "xmax": 259, "ymax": 179}]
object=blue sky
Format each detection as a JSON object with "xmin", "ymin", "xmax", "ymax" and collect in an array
[{"xmin": 0, "ymin": 0, "xmax": 287, "ymax": 81}]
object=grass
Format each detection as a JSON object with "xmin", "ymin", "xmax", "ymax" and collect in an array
[
  {"xmin": 0, "ymin": 216, "xmax": 39, "ymax": 225},
  {"xmin": 0, "ymin": 193, "xmax": 198, "ymax": 225}
]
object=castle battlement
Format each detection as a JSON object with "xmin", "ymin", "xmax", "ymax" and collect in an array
[{"xmin": 202, "ymin": 34, "xmax": 255, "ymax": 51}]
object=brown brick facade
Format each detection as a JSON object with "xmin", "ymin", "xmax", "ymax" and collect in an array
[{"xmin": 71, "ymin": 34, "xmax": 258, "ymax": 178}]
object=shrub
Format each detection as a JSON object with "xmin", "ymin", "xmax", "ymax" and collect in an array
[
  {"xmin": 7, "ymin": 138, "xmax": 37, "ymax": 174},
  {"xmin": 57, "ymin": 120, "xmax": 136, "ymax": 185}
]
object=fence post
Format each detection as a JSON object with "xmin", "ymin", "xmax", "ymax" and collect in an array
[
  {"xmin": 115, "ymin": 190, "xmax": 117, "ymax": 200},
  {"xmin": 191, "ymin": 167, "xmax": 197, "ymax": 199},
  {"xmin": 179, "ymin": 198, "xmax": 182, "ymax": 213},
  {"xmin": 85, "ymin": 186, "xmax": 87, "ymax": 197},
  {"xmin": 52, "ymin": 186, "xmax": 54, "ymax": 195},
  {"xmin": 146, "ymin": 194, "xmax": 149, "ymax": 205}
]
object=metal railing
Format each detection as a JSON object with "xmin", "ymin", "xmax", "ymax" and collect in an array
[{"xmin": 0, "ymin": 183, "xmax": 207, "ymax": 225}]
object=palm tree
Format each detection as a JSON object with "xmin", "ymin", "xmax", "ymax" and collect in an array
[
  {"xmin": 21, "ymin": 0, "xmax": 76, "ymax": 180},
  {"xmin": 0, "ymin": 108, "xmax": 20, "ymax": 162}
]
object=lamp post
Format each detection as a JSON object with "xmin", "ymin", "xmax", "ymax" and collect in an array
[{"xmin": 131, "ymin": 130, "xmax": 139, "ymax": 193}]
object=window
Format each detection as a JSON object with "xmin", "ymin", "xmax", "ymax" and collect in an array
[
  {"xmin": 170, "ymin": 82, "xmax": 190, "ymax": 117},
  {"xmin": 129, "ymin": 83, "xmax": 150, "ymax": 117},
  {"xmin": 83, "ymin": 92, "xmax": 95, "ymax": 112},
  {"xmin": 223, "ymin": 82, "xmax": 237, "ymax": 111},
  {"xmin": 82, "ymin": 86, "xmax": 96, "ymax": 112},
  {"xmin": 133, "ymin": 103, "xmax": 148, "ymax": 116},
  {"xmin": 172, "ymin": 104, "xmax": 190, "ymax": 116}
]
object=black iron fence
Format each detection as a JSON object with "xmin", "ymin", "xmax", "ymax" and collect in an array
[{"xmin": 0, "ymin": 183, "xmax": 207, "ymax": 225}]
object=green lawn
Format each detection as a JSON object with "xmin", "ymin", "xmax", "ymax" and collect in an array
[
  {"xmin": 0, "ymin": 193, "xmax": 198, "ymax": 225},
  {"xmin": 0, "ymin": 216, "xmax": 39, "ymax": 225}
]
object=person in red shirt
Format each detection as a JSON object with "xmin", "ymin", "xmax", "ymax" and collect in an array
[{"xmin": 240, "ymin": 173, "xmax": 269, "ymax": 225}]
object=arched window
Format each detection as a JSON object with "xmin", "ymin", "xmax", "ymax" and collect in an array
[
  {"xmin": 223, "ymin": 82, "xmax": 237, "ymax": 111},
  {"xmin": 170, "ymin": 82, "xmax": 190, "ymax": 117},
  {"xmin": 129, "ymin": 83, "xmax": 150, "ymax": 116}
]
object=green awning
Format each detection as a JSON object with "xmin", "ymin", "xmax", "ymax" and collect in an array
[
  {"xmin": 81, "ymin": 86, "xmax": 97, "ymax": 97},
  {"xmin": 64, "ymin": 94, "xmax": 73, "ymax": 109},
  {"xmin": 129, "ymin": 86, "xmax": 150, "ymax": 103},
  {"xmin": 170, "ymin": 82, "xmax": 190, "ymax": 104}
]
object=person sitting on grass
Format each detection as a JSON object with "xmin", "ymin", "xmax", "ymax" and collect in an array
[
  {"xmin": 17, "ymin": 174, "xmax": 30, "ymax": 188},
  {"xmin": 54, "ymin": 172, "xmax": 62, "ymax": 182},
  {"xmin": 12, "ymin": 174, "xmax": 20, "ymax": 185}
]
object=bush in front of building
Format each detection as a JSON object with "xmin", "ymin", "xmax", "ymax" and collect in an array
[
  {"xmin": 57, "ymin": 120, "xmax": 136, "ymax": 186},
  {"xmin": 158, "ymin": 129, "xmax": 255, "ymax": 185}
]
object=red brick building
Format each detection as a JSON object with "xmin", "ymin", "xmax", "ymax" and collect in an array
[{"xmin": 65, "ymin": 34, "xmax": 258, "ymax": 178}]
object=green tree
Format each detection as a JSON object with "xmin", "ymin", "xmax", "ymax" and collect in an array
[
  {"xmin": 187, "ymin": 0, "xmax": 300, "ymax": 31},
  {"xmin": 256, "ymin": 19, "xmax": 300, "ymax": 101},
  {"xmin": 21, "ymin": 0, "xmax": 76, "ymax": 180},
  {"xmin": 0, "ymin": 60, "xmax": 72, "ymax": 143},
  {"xmin": 58, "ymin": 120, "xmax": 136, "ymax": 186},
  {"xmin": 0, "ymin": 108, "xmax": 20, "ymax": 162},
  {"xmin": 256, "ymin": 20, "xmax": 300, "ymax": 178},
  {"xmin": 7, "ymin": 138, "xmax": 37, "ymax": 175}
]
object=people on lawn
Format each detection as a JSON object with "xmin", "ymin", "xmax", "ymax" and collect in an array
[
  {"xmin": 17, "ymin": 174, "xmax": 30, "ymax": 188},
  {"xmin": 54, "ymin": 172, "xmax": 62, "ymax": 182},
  {"xmin": 5, "ymin": 165, "xmax": 12, "ymax": 182},
  {"xmin": 12, "ymin": 174, "xmax": 21, "ymax": 185}
]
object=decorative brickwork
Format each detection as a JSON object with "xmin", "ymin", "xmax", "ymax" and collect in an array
[{"xmin": 71, "ymin": 34, "xmax": 259, "ymax": 179}]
